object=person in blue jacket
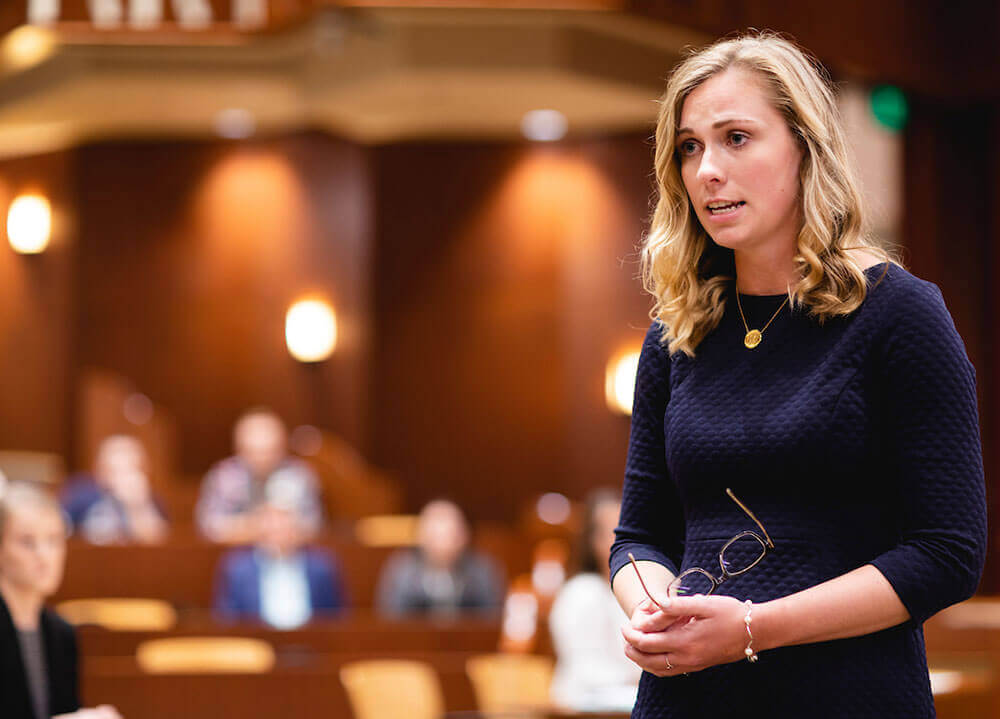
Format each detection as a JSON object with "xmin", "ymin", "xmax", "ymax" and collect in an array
[{"xmin": 213, "ymin": 490, "xmax": 346, "ymax": 629}]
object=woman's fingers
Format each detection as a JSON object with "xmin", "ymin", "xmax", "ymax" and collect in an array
[
  {"xmin": 621, "ymin": 622, "xmax": 684, "ymax": 655},
  {"xmin": 623, "ymin": 640, "xmax": 699, "ymax": 678},
  {"xmin": 657, "ymin": 594, "xmax": 713, "ymax": 618}
]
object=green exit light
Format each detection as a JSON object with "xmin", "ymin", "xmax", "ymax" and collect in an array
[{"xmin": 869, "ymin": 85, "xmax": 908, "ymax": 132}]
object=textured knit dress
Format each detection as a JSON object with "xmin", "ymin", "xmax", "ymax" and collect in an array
[{"xmin": 609, "ymin": 262, "xmax": 987, "ymax": 718}]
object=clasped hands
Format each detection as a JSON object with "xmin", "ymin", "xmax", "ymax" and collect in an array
[{"xmin": 621, "ymin": 593, "xmax": 751, "ymax": 677}]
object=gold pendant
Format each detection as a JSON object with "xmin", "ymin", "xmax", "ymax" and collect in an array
[{"xmin": 744, "ymin": 329, "xmax": 762, "ymax": 349}]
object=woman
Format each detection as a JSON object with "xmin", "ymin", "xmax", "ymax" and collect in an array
[
  {"xmin": 0, "ymin": 482, "xmax": 122, "ymax": 719},
  {"xmin": 611, "ymin": 32, "xmax": 986, "ymax": 718},
  {"xmin": 549, "ymin": 489, "xmax": 641, "ymax": 712}
]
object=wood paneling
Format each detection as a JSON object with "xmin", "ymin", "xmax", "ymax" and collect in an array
[
  {"xmin": 626, "ymin": 0, "xmax": 999, "ymax": 101},
  {"xmin": 74, "ymin": 132, "xmax": 372, "ymax": 477},
  {"xmin": 370, "ymin": 134, "xmax": 654, "ymax": 520},
  {"xmin": 0, "ymin": 150, "xmax": 76, "ymax": 459},
  {"xmin": 902, "ymin": 97, "xmax": 997, "ymax": 591}
]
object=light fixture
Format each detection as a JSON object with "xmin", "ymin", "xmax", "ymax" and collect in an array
[
  {"xmin": 605, "ymin": 348, "xmax": 641, "ymax": 415},
  {"xmin": 123, "ymin": 393, "xmax": 154, "ymax": 426},
  {"xmin": 869, "ymin": 85, "xmax": 909, "ymax": 132},
  {"xmin": 1, "ymin": 25, "xmax": 56, "ymax": 71},
  {"xmin": 7, "ymin": 194, "xmax": 52, "ymax": 254},
  {"xmin": 214, "ymin": 108, "xmax": 256, "ymax": 139},
  {"xmin": 285, "ymin": 299, "xmax": 337, "ymax": 362},
  {"xmin": 535, "ymin": 492, "xmax": 571, "ymax": 525},
  {"xmin": 520, "ymin": 109, "xmax": 568, "ymax": 142},
  {"xmin": 27, "ymin": 0, "xmax": 60, "ymax": 25}
]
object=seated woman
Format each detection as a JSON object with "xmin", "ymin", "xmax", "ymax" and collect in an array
[
  {"xmin": 0, "ymin": 481, "xmax": 123, "ymax": 719},
  {"xmin": 61, "ymin": 435, "xmax": 168, "ymax": 545},
  {"xmin": 213, "ymin": 490, "xmax": 347, "ymax": 629},
  {"xmin": 375, "ymin": 499, "xmax": 504, "ymax": 616},
  {"xmin": 548, "ymin": 489, "xmax": 640, "ymax": 712}
]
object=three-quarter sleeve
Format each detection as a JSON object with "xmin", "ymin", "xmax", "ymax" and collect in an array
[
  {"xmin": 868, "ymin": 279, "xmax": 988, "ymax": 626},
  {"xmin": 609, "ymin": 320, "xmax": 686, "ymax": 584}
]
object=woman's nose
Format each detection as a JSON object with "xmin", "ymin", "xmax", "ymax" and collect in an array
[{"xmin": 696, "ymin": 146, "xmax": 725, "ymax": 184}]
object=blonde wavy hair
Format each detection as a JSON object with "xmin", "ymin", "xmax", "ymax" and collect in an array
[{"xmin": 642, "ymin": 31, "xmax": 897, "ymax": 356}]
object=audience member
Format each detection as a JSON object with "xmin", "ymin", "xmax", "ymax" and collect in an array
[
  {"xmin": 213, "ymin": 492, "xmax": 347, "ymax": 629},
  {"xmin": 375, "ymin": 499, "xmax": 503, "ymax": 616},
  {"xmin": 196, "ymin": 408, "xmax": 322, "ymax": 543},
  {"xmin": 0, "ymin": 482, "xmax": 123, "ymax": 719},
  {"xmin": 548, "ymin": 488, "xmax": 640, "ymax": 712},
  {"xmin": 61, "ymin": 435, "xmax": 168, "ymax": 545}
]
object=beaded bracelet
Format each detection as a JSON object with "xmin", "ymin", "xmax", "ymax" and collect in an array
[{"xmin": 743, "ymin": 600, "xmax": 759, "ymax": 663}]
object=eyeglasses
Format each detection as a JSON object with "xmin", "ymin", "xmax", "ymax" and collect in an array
[{"xmin": 628, "ymin": 488, "xmax": 774, "ymax": 604}]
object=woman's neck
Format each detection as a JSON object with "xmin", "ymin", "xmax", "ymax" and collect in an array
[
  {"xmin": 0, "ymin": 578, "xmax": 43, "ymax": 631},
  {"xmin": 733, "ymin": 247, "xmax": 799, "ymax": 295}
]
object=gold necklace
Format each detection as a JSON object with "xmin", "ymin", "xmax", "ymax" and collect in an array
[{"xmin": 735, "ymin": 289, "xmax": 789, "ymax": 349}]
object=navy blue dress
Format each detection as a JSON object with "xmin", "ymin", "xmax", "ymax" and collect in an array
[{"xmin": 610, "ymin": 263, "xmax": 987, "ymax": 718}]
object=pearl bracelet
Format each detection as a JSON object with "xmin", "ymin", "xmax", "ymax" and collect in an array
[{"xmin": 743, "ymin": 600, "xmax": 759, "ymax": 663}]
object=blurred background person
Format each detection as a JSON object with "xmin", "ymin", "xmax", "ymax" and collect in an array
[
  {"xmin": 213, "ymin": 491, "xmax": 347, "ymax": 629},
  {"xmin": 0, "ymin": 482, "xmax": 123, "ymax": 719},
  {"xmin": 376, "ymin": 499, "xmax": 504, "ymax": 616},
  {"xmin": 61, "ymin": 435, "xmax": 168, "ymax": 545},
  {"xmin": 196, "ymin": 408, "xmax": 322, "ymax": 543},
  {"xmin": 548, "ymin": 488, "xmax": 640, "ymax": 712}
]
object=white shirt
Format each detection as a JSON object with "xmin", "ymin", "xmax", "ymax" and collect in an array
[
  {"xmin": 259, "ymin": 552, "xmax": 311, "ymax": 630},
  {"xmin": 548, "ymin": 572, "xmax": 641, "ymax": 712}
]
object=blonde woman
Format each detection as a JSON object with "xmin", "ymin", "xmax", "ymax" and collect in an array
[{"xmin": 611, "ymin": 32, "xmax": 986, "ymax": 717}]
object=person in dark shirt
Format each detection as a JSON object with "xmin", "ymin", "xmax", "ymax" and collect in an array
[
  {"xmin": 376, "ymin": 499, "xmax": 503, "ymax": 616},
  {"xmin": 0, "ymin": 481, "xmax": 123, "ymax": 719},
  {"xmin": 612, "ymin": 32, "xmax": 986, "ymax": 719}
]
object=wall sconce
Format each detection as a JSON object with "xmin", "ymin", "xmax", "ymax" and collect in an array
[
  {"xmin": 285, "ymin": 299, "xmax": 337, "ymax": 362},
  {"xmin": 1, "ymin": 26, "xmax": 56, "ymax": 71},
  {"xmin": 605, "ymin": 348, "xmax": 641, "ymax": 415},
  {"xmin": 7, "ymin": 194, "xmax": 52, "ymax": 254}
]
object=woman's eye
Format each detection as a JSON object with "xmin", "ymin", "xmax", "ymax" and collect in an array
[
  {"xmin": 729, "ymin": 132, "xmax": 749, "ymax": 147},
  {"xmin": 678, "ymin": 140, "xmax": 698, "ymax": 156}
]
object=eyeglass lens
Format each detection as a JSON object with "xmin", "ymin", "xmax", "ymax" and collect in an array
[
  {"xmin": 668, "ymin": 534, "xmax": 768, "ymax": 597},
  {"xmin": 721, "ymin": 534, "xmax": 768, "ymax": 574}
]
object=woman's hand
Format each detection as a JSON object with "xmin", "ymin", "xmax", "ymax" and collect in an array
[{"xmin": 621, "ymin": 594, "xmax": 750, "ymax": 676}]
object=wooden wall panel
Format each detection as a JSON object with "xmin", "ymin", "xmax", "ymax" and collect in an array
[
  {"xmin": 626, "ymin": 0, "xmax": 999, "ymax": 101},
  {"xmin": 0, "ymin": 150, "xmax": 76, "ymax": 459},
  {"xmin": 902, "ymin": 97, "xmax": 997, "ymax": 591},
  {"xmin": 74, "ymin": 132, "xmax": 372, "ymax": 478},
  {"xmin": 370, "ymin": 135, "xmax": 654, "ymax": 520}
]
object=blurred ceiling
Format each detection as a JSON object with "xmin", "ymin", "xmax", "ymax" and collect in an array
[
  {"xmin": 0, "ymin": 0, "xmax": 995, "ymax": 157},
  {"xmin": 0, "ymin": 4, "xmax": 704, "ymax": 155}
]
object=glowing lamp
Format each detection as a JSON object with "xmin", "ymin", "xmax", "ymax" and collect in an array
[
  {"xmin": 869, "ymin": 85, "xmax": 908, "ymax": 132},
  {"xmin": 605, "ymin": 349, "xmax": 641, "ymax": 415},
  {"xmin": 521, "ymin": 109, "xmax": 568, "ymax": 142},
  {"xmin": 2, "ymin": 26, "xmax": 56, "ymax": 71},
  {"xmin": 285, "ymin": 299, "xmax": 337, "ymax": 362},
  {"xmin": 7, "ymin": 194, "xmax": 52, "ymax": 254}
]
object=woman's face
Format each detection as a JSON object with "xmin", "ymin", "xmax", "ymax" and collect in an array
[
  {"xmin": 0, "ymin": 505, "xmax": 66, "ymax": 598},
  {"xmin": 676, "ymin": 67, "xmax": 804, "ymax": 257}
]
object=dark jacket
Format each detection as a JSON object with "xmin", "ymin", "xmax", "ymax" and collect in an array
[
  {"xmin": 213, "ymin": 547, "xmax": 347, "ymax": 622},
  {"xmin": 0, "ymin": 594, "xmax": 80, "ymax": 719},
  {"xmin": 375, "ymin": 549, "xmax": 505, "ymax": 616}
]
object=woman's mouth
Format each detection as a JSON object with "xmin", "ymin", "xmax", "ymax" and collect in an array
[{"xmin": 707, "ymin": 200, "xmax": 746, "ymax": 216}]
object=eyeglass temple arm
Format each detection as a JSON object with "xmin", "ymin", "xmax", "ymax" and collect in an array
[
  {"xmin": 627, "ymin": 552, "xmax": 667, "ymax": 611},
  {"xmin": 725, "ymin": 488, "xmax": 774, "ymax": 547}
]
